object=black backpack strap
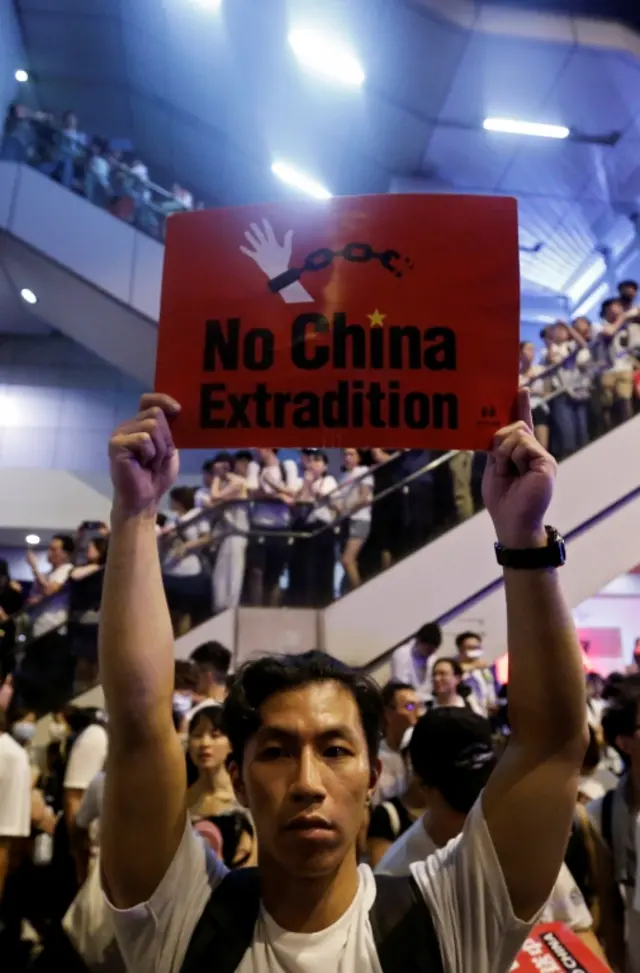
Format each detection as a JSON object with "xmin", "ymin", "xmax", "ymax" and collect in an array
[
  {"xmin": 601, "ymin": 787, "xmax": 614, "ymax": 850},
  {"xmin": 372, "ymin": 874, "xmax": 444, "ymax": 973},
  {"xmin": 179, "ymin": 868, "xmax": 261, "ymax": 973}
]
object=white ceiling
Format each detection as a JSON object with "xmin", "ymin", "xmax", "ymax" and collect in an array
[{"xmin": 11, "ymin": 0, "xmax": 640, "ymax": 304}]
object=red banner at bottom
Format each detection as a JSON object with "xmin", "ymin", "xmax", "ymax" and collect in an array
[{"xmin": 512, "ymin": 924, "xmax": 611, "ymax": 972}]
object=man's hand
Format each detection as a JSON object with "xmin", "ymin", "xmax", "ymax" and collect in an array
[
  {"xmin": 482, "ymin": 389, "xmax": 557, "ymax": 550},
  {"xmin": 109, "ymin": 393, "xmax": 181, "ymax": 518}
]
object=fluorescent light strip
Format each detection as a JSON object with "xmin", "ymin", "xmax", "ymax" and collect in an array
[
  {"xmin": 272, "ymin": 162, "xmax": 332, "ymax": 200},
  {"xmin": 288, "ymin": 28, "xmax": 365, "ymax": 86},
  {"xmin": 483, "ymin": 117, "xmax": 570, "ymax": 140}
]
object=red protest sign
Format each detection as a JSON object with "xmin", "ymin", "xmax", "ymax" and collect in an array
[
  {"xmin": 512, "ymin": 923, "xmax": 611, "ymax": 972},
  {"xmin": 155, "ymin": 194, "xmax": 519, "ymax": 448}
]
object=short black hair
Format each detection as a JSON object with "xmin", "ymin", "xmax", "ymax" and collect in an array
[
  {"xmin": 410, "ymin": 709, "xmax": 496, "ymax": 814},
  {"xmin": 234, "ymin": 450, "xmax": 253, "ymax": 464},
  {"xmin": 174, "ymin": 659, "xmax": 199, "ymax": 693},
  {"xmin": 202, "ymin": 460, "xmax": 214, "ymax": 474},
  {"xmin": 223, "ymin": 650, "xmax": 383, "ymax": 770},
  {"xmin": 433, "ymin": 656, "xmax": 463, "ymax": 678},
  {"xmin": 169, "ymin": 486, "xmax": 195, "ymax": 511},
  {"xmin": 455, "ymin": 631, "xmax": 482, "ymax": 649},
  {"xmin": 618, "ymin": 279, "xmax": 638, "ymax": 292},
  {"xmin": 600, "ymin": 297, "xmax": 622, "ymax": 319},
  {"xmin": 380, "ymin": 681, "xmax": 414, "ymax": 709},
  {"xmin": 190, "ymin": 641, "xmax": 231, "ymax": 677},
  {"xmin": 188, "ymin": 703, "xmax": 225, "ymax": 737},
  {"xmin": 582, "ymin": 725, "xmax": 601, "ymax": 774},
  {"xmin": 213, "ymin": 451, "xmax": 233, "ymax": 466},
  {"xmin": 602, "ymin": 680, "xmax": 640, "ymax": 763},
  {"xmin": 53, "ymin": 533, "xmax": 75, "ymax": 556},
  {"xmin": 415, "ymin": 623, "xmax": 442, "ymax": 649}
]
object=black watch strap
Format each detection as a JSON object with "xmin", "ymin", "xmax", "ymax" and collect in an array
[{"xmin": 494, "ymin": 525, "xmax": 566, "ymax": 570}]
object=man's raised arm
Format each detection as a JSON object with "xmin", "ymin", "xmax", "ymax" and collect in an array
[
  {"xmin": 481, "ymin": 389, "xmax": 588, "ymax": 921},
  {"xmin": 100, "ymin": 394, "xmax": 188, "ymax": 908}
]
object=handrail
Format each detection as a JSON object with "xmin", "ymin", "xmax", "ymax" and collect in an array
[
  {"xmin": 10, "ymin": 317, "xmax": 639, "ymax": 638},
  {"xmin": 5, "ymin": 113, "xmax": 192, "ymax": 209}
]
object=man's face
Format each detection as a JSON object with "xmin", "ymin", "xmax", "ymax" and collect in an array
[
  {"xmin": 605, "ymin": 300, "xmax": 623, "ymax": 323},
  {"xmin": 213, "ymin": 459, "xmax": 231, "ymax": 478},
  {"xmin": 234, "ymin": 458, "xmax": 250, "ymax": 478},
  {"xmin": 231, "ymin": 681, "xmax": 376, "ymax": 879},
  {"xmin": 432, "ymin": 662, "xmax": 459, "ymax": 697},
  {"xmin": 386, "ymin": 688, "xmax": 420, "ymax": 735},
  {"xmin": 414, "ymin": 637, "xmax": 437, "ymax": 659},
  {"xmin": 573, "ymin": 317, "xmax": 591, "ymax": 340},
  {"xmin": 620, "ymin": 286, "xmax": 637, "ymax": 306},
  {"xmin": 459, "ymin": 636, "xmax": 483, "ymax": 662},
  {"xmin": 551, "ymin": 322, "xmax": 569, "ymax": 344},
  {"xmin": 48, "ymin": 539, "xmax": 67, "ymax": 568}
]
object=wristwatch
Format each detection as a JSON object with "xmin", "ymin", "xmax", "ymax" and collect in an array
[{"xmin": 494, "ymin": 525, "xmax": 566, "ymax": 569}]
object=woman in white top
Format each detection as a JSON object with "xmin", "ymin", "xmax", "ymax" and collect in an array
[
  {"xmin": 519, "ymin": 341, "xmax": 549, "ymax": 449},
  {"xmin": 430, "ymin": 657, "xmax": 469, "ymax": 710},
  {"xmin": 335, "ymin": 448, "xmax": 374, "ymax": 590},
  {"xmin": 295, "ymin": 451, "xmax": 338, "ymax": 607}
]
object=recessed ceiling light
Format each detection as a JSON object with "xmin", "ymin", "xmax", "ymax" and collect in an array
[
  {"xmin": 25, "ymin": 534, "xmax": 40, "ymax": 545},
  {"xmin": 483, "ymin": 117, "xmax": 570, "ymax": 140},
  {"xmin": 271, "ymin": 162, "xmax": 332, "ymax": 200},
  {"xmin": 15, "ymin": 69, "xmax": 29, "ymax": 83},
  {"xmin": 288, "ymin": 28, "xmax": 365, "ymax": 87},
  {"xmin": 20, "ymin": 288, "xmax": 37, "ymax": 304}
]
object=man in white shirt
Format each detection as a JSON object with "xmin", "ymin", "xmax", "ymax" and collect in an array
[
  {"xmin": 390, "ymin": 622, "xmax": 442, "ymax": 701},
  {"xmin": 597, "ymin": 298, "xmax": 638, "ymax": 426},
  {"xmin": 375, "ymin": 682, "xmax": 421, "ymax": 803},
  {"xmin": 377, "ymin": 708, "xmax": 605, "ymax": 962},
  {"xmin": 455, "ymin": 631, "xmax": 497, "ymax": 718},
  {"xmin": 64, "ymin": 719, "xmax": 108, "ymax": 877},
  {"xmin": 26, "ymin": 534, "xmax": 75, "ymax": 638},
  {"xmin": 194, "ymin": 460, "xmax": 215, "ymax": 509},
  {"xmin": 245, "ymin": 448, "xmax": 300, "ymax": 606},
  {"xmin": 96, "ymin": 390, "xmax": 587, "ymax": 973}
]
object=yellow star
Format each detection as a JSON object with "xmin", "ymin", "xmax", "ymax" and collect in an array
[{"xmin": 368, "ymin": 309, "xmax": 386, "ymax": 328}]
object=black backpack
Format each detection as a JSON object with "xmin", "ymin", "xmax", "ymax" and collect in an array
[{"xmin": 180, "ymin": 868, "xmax": 443, "ymax": 973}]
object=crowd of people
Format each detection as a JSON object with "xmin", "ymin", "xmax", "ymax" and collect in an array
[
  {"xmin": 520, "ymin": 278, "xmax": 640, "ymax": 459},
  {"xmin": 0, "ymin": 103, "xmax": 197, "ymax": 240},
  {"xmin": 1, "ymin": 386, "xmax": 637, "ymax": 973}
]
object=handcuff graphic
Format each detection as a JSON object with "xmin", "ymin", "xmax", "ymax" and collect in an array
[{"xmin": 268, "ymin": 242, "xmax": 414, "ymax": 294}]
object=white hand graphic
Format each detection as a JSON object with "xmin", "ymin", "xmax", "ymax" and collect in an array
[{"xmin": 240, "ymin": 218, "xmax": 313, "ymax": 304}]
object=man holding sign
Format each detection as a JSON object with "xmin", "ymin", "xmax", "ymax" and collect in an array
[{"xmin": 96, "ymin": 383, "xmax": 588, "ymax": 973}]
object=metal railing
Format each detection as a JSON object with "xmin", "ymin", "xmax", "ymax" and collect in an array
[{"xmin": 1, "ymin": 113, "xmax": 193, "ymax": 240}]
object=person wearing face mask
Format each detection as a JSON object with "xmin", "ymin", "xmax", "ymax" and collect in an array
[
  {"xmin": 455, "ymin": 631, "xmax": 498, "ymax": 718},
  {"xmin": 0, "ymin": 703, "xmax": 32, "ymax": 964}
]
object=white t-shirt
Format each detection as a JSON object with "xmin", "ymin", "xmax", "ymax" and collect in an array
[
  {"xmin": 375, "ymin": 737, "xmax": 411, "ymax": 804},
  {"xmin": 376, "ymin": 813, "xmax": 592, "ymax": 931},
  {"xmin": 31, "ymin": 562, "xmax": 73, "ymax": 638},
  {"xmin": 336, "ymin": 467, "xmax": 374, "ymax": 523},
  {"xmin": 76, "ymin": 771, "xmax": 105, "ymax": 862},
  {"xmin": 64, "ymin": 724, "xmax": 108, "ymax": 790},
  {"xmin": 0, "ymin": 732, "xmax": 31, "ymax": 837},
  {"xmin": 306, "ymin": 475, "xmax": 338, "ymax": 525},
  {"xmin": 390, "ymin": 641, "xmax": 436, "ymax": 700},
  {"xmin": 104, "ymin": 799, "xmax": 537, "ymax": 973},
  {"xmin": 163, "ymin": 511, "xmax": 209, "ymax": 578},
  {"xmin": 247, "ymin": 459, "xmax": 300, "ymax": 528},
  {"xmin": 194, "ymin": 486, "xmax": 211, "ymax": 509}
]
